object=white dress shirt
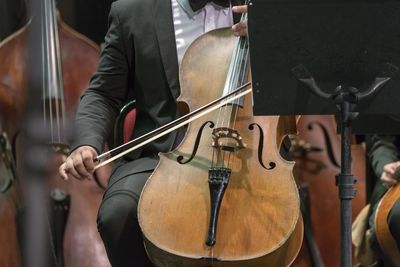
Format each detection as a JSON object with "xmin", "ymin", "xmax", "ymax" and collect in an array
[{"xmin": 172, "ymin": 0, "xmax": 233, "ymax": 64}]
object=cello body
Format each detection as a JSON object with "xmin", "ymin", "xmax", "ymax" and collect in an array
[
  {"xmin": 291, "ymin": 115, "xmax": 366, "ymax": 267},
  {"xmin": 0, "ymin": 11, "xmax": 111, "ymax": 267},
  {"xmin": 375, "ymin": 182, "xmax": 400, "ymax": 267},
  {"xmin": 138, "ymin": 28, "xmax": 303, "ymax": 266}
]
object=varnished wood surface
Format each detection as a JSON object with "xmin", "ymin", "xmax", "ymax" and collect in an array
[
  {"xmin": 375, "ymin": 183, "xmax": 400, "ymax": 267},
  {"xmin": 139, "ymin": 28, "xmax": 302, "ymax": 266},
  {"xmin": 0, "ymin": 16, "xmax": 111, "ymax": 267},
  {"xmin": 0, "ymin": 25, "xmax": 28, "ymax": 267}
]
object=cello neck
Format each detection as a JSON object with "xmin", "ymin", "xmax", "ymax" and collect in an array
[{"xmin": 222, "ymin": 5, "xmax": 249, "ymax": 102}]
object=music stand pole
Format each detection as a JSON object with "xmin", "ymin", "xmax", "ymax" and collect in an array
[
  {"xmin": 336, "ymin": 89, "xmax": 358, "ymax": 267},
  {"xmin": 292, "ymin": 64, "xmax": 393, "ymax": 267}
]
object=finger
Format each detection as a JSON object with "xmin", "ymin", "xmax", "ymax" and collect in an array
[
  {"xmin": 383, "ymin": 164, "xmax": 396, "ymax": 175},
  {"xmin": 394, "ymin": 161, "xmax": 400, "ymax": 172},
  {"xmin": 65, "ymin": 157, "xmax": 84, "ymax": 180},
  {"xmin": 232, "ymin": 21, "xmax": 246, "ymax": 31},
  {"xmin": 238, "ymin": 27, "xmax": 248, "ymax": 37},
  {"xmin": 59, "ymin": 163, "xmax": 69, "ymax": 181},
  {"xmin": 381, "ymin": 172, "xmax": 398, "ymax": 187},
  {"xmin": 232, "ymin": 5, "xmax": 247, "ymax": 13},
  {"xmin": 81, "ymin": 149, "xmax": 96, "ymax": 173},
  {"xmin": 233, "ymin": 28, "xmax": 248, "ymax": 37},
  {"xmin": 394, "ymin": 165, "xmax": 400, "ymax": 180},
  {"xmin": 232, "ymin": 22, "xmax": 247, "ymax": 36},
  {"xmin": 72, "ymin": 154, "xmax": 92, "ymax": 178}
]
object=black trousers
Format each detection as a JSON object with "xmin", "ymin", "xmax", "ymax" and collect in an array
[{"xmin": 97, "ymin": 158, "xmax": 157, "ymax": 267}]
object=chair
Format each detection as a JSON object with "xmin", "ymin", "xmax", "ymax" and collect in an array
[{"xmin": 113, "ymin": 100, "xmax": 137, "ymax": 148}]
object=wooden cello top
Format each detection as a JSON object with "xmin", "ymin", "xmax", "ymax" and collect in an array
[{"xmin": 138, "ymin": 28, "xmax": 302, "ymax": 266}]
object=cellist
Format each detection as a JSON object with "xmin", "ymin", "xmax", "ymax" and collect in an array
[
  {"xmin": 366, "ymin": 134, "xmax": 400, "ymax": 266},
  {"xmin": 59, "ymin": 0, "xmax": 248, "ymax": 266}
]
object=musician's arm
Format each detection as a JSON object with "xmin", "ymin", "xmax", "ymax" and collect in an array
[
  {"xmin": 60, "ymin": 3, "xmax": 130, "ymax": 181},
  {"xmin": 368, "ymin": 134, "xmax": 400, "ymax": 187}
]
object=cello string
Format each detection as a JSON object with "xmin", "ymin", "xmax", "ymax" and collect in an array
[
  {"xmin": 226, "ymin": 46, "xmax": 241, "ymax": 169},
  {"xmin": 208, "ymin": 35, "xmax": 241, "ymax": 168},
  {"xmin": 217, "ymin": 36, "xmax": 242, "ymax": 168},
  {"xmin": 225, "ymin": 33, "xmax": 249, "ymax": 170},
  {"xmin": 225, "ymin": 40, "xmax": 243, "ymax": 168},
  {"xmin": 227, "ymin": 47, "xmax": 242, "ymax": 168},
  {"xmin": 224, "ymin": 9, "xmax": 249, "ymax": 169},
  {"xmin": 230, "ymin": 35, "xmax": 249, "ymax": 133}
]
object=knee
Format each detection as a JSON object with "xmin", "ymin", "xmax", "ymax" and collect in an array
[{"xmin": 97, "ymin": 192, "xmax": 140, "ymax": 237}]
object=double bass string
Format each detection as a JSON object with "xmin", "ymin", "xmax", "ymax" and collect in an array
[
  {"xmin": 42, "ymin": 0, "xmax": 66, "ymax": 145},
  {"xmin": 40, "ymin": 0, "xmax": 68, "ymax": 265}
]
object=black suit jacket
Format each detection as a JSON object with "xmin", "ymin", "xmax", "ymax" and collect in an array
[
  {"xmin": 73, "ymin": 0, "xmax": 180, "ymax": 161},
  {"xmin": 72, "ymin": 0, "xmax": 241, "ymax": 173}
]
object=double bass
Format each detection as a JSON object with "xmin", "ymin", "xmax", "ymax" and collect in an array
[
  {"xmin": 0, "ymin": 22, "xmax": 30, "ymax": 267},
  {"xmin": 0, "ymin": 0, "xmax": 111, "ymax": 266},
  {"xmin": 137, "ymin": 15, "xmax": 303, "ymax": 266}
]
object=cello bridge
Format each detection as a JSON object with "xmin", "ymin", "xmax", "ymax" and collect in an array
[{"xmin": 211, "ymin": 127, "xmax": 246, "ymax": 152}]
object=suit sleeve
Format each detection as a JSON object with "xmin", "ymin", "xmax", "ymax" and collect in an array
[
  {"xmin": 71, "ymin": 3, "xmax": 131, "ymax": 153},
  {"xmin": 367, "ymin": 134, "xmax": 400, "ymax": 179}
]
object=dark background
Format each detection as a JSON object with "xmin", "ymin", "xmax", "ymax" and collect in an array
[
  {"xmin": 248, "ymin": 0, "xmax": 400, "ymax": 133},
  {"xmin": 57, "ymin": 0, "xmax": 116, "ymax": 45},
  {"xmin": 249, "ymin": 0, "xmax": 400, "ymax": 117},
  {"xmin": 0, "ymin": 0, "xmax": 116, "ymax": 44}
]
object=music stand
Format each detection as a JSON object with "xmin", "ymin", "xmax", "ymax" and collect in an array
[{"xmin": 248, "ymin": 0, "xmax": 400, "ymax": 266}]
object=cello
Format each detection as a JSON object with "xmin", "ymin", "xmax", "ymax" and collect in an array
[
  {"xmin": 0, "ymin": 0, "xmax": 111, "ymax": 266},
  {"xmin": 374, "ymin": 167, "xmax": 400, "ymax": 267},
  {"xmin": 136, "ymin": 15, "xmax": 303, "ymax": 266}
]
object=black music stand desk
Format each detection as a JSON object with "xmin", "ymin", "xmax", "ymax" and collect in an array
[{"xmin": 248, "ymin": 1, "xmax": 400, "ymax": 266}]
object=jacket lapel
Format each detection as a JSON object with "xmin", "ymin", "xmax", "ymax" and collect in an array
[
  {"xmin": 153, "ymin": 0, "xmax": 243, "ymax": 99},
  {"xmin": 153, "ymin": 0, "xmax": 180, "ymax": 99}
]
